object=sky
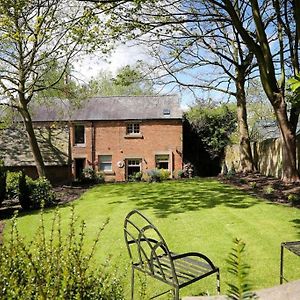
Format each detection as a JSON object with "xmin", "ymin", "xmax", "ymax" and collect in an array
[{"xmin": 72, "ymin": 43, "xmax": 194, "ymax": 110}]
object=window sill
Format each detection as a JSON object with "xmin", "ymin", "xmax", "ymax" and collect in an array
[
  {"xmin": 124, "ymin": 134, "xmax": 143, "ymax": 139},
  {"xmin": 73, "ymin": 143, "xmax": 86, "ymax": 148},
  {"xmin": 102, "ymin": 171, "xmax": 115, "ymax": 175}
]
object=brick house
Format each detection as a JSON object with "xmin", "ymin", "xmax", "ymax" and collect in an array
[
  {"xmin": 1, "ymin": 95, "xmax": 183, "ymax": 182},
  {"xmin": 68, "ymin": 96, "xmax": 183, "ymax": 181}
]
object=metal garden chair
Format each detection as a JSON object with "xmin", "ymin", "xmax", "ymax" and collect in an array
[{"xmin": 124, "ymin": 209, "xmax": 220, "ymax": 299}]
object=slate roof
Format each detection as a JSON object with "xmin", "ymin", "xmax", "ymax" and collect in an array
[
  {"xmin": 30, "ymin": 95, "xmax": 182, "ymax": 122},
  {"xmin": 252, "ymin": 120, "xmax": 300, "ymax": 140},
  {"xmin": 0, "ymin": 125, "xmax": 69, "ymax": 166}
]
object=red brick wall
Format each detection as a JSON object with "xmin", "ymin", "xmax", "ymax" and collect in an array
[{"xmin": 71, "ymin": 119, "xmax": 183, "ymax": 181}]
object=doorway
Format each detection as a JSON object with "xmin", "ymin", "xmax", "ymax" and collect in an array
[
  {"xmin": 75, "ymin": 158, "xmax": 85, "ymax": 179},
  {"xmin": 126, "ymin": 159, "xmax": 142, "ymax": 180}
]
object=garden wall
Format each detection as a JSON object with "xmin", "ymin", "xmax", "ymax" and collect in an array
[{"xmin": 224, "ymin": 137, "xmax": 292, "ymax": 178}]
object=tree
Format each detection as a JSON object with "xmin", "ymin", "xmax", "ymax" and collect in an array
[
  {"xmin": 0, "ymin": 0, "xmax": 105, "ymax": 177},
  {"xmin": 186, "ymin": 103, "xmax": 237, "ymax": 159},
  {"xmin": 86, "ymin": 65, "xmax": 155, "ymax": 96},
  {"xmin": 84, "ymin": 0, "xmax": 300, "ymax": 182},
  {"xmin": 79, "ymin": 0, "xmax": 257, "ymax": 172}
]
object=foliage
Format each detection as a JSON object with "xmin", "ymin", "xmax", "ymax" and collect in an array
[
  {"xmin": 19, "ymin": 173, "xmax": 55, "ymax": 210},
  {"xmin": 159, "ymin": 169, "xmax": 171, "ymax": 180},
  {"xmin": 6, "ymin": 171, "xmax": 21, "ymax": 199},
  {"xmin": 86, "ymin": 65, "xmax": 155, "ymax": 96},
  {"xmin": 146, "ymin": 169, "xmax": 162, "ymax": 182},
  {"xmin": 263, "ymin": 186, "xmax": 275, "ymax": 195},
  {"xmin": 18, "ymin": 172, "xmax": 31, "ymax": 210},
  {"xmin": 29, "ymin": 177, "xmax": 55, "ymax": 209},
  {"xmin": 0, "ymin": 0, "xmax": 108, "ymax": 178},
  {"xmin": 186, "ymin": 104, "xmax": 236, "ymax": 159},
  {"xmin": 249, "ymin": 182, "xmax": 257, "ymax": 189},
  {"xmin": 129, "ymin": 171, "xmax": 143, "ymax": 182},
  {"xmin": 81, "ymin": 168, "xmax": 105, "ymax": 184},
  {"xmin": 287, "ymin": 194, "xmax": 300, "ymax": 206},
  {"xmin": 146, "ymin": 169, "xmax": 170, "ymax": 182},
  {"xmin": 0, "ymin": 160, "xmax": 7, "ymax": 204},
  {"xmin": 226, "ymin": 238, "xmax": 256, "ymax": 300},
  {"xmin": 0, "ymin": 207, "xmax": 124, "ymax": 300}
]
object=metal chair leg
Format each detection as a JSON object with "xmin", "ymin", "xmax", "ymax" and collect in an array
[
  {"xmin": 280, "ymin": 244, "xmax": 284, "ymax": 284},
  {"xmin": 131, "ymin": 266, "xmax": 135, "ymax": 300},
  {"xmin": 217, "ymin": 269, "xmax": 221, "ymax": 294},
  {"xmin": 173, "ymin": 287, "xmax": 179, "ymax": 300}
]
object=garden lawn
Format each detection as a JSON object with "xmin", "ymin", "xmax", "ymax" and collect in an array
[{"xmin": 7, "ymin": 179, "xmax": 300, "ymax": 298}]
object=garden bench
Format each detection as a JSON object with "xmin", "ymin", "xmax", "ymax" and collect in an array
[{"xmin": 124, "ymin": 209, "xmax": 220, "ymax": 299}]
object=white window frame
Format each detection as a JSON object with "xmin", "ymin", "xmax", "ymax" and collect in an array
[
  {"xmin": 155, "ymin": 154, "xmax": 170, "ymax": 170},
  {"xmin": 126, "ymin": 123, "xmax": 140, "ymax": 134}
]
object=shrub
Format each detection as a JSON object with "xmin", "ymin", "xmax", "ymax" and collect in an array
[
  {"xmin": 129, "ymin": 171, "xmax": 143, "ymax": 182},
  {"xmin": 0, "ymin": 160, "xmax": 7, "ymax": 204},
  {"xmin": 19, "ymin": 171, "xmax": 31, "ymax": 210},
  {"xmin": 81, "ymin": 168, "xmax": 105, "ymax": 184},
  {"xmin": 147, "ymin": 169, "xmax": 162, "ymax": 182},
  {"xmin": 249, "ymin": 182, "xmax": 257, "ymax": 189},
  {"xmin": 29, "ymin": 177, "xmax": 55, "ymax": 209},
  {"xmin": 0, "ymin": 207, "xmax": 124, "ymax": 299},
  {"xmin": 263, "ymin": 185, "xmax": 275, "ymax": 195},
  {"xmin": 160, "ymin": 169, "xmax": 171, "ymax": 180},
  {"xmin": 288, "ymin": 194, "xmax": 300, "ymax": 206},
  {"xmin": 177, "ymin": 169, "xmax": 184, "ymax": 178},
  {"xmin": 6, "ymin": 171, "xmax": 21, "ymax": 199},
  {"xmin": 95, "ymin": 171, "xmax": 105, "ymax": 183},
  {"xmin": 19, "ymin": 174, "xmax": 55, "ymax": 210}
]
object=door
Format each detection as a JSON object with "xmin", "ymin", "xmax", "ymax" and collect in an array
[
  {"xmin": 126, "ymin": 159, "xmax": 142, "ymax": 180},
  {"xmin": 75, "ymin": 158, "xmax": 85, "ymax": 179}
]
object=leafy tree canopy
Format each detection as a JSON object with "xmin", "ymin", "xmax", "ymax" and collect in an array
[
  {"xmin": 186, "ymin": 103, "xmax": 236, "ymax": 159},
  {"xmin": 86, "ymin": 64, "xmax": 155, "ymax": 96}
]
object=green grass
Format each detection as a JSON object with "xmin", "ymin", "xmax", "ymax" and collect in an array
[{"xmin": 5, "ymin": 179, "xmax": 300, "ymax": 298}]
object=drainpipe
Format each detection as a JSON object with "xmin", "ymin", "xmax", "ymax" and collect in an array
[{"xmin": 91, "ymin": 121, "xmax": 96, "ymax": 170}]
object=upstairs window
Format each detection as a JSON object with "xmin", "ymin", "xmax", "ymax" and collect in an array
[
  {"xmin": 74, "ymin": 125, "xmax": 85, "ymax": 145},
  {"xmin": 99, "ymin": 155, "xmax": 112, "ymax": 171},
  {"xmin": 126, "ymin": 123, "xmax": 140, "ymax": 134}
]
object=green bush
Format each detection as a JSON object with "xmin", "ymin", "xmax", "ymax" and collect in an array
[
  {"xmin": 81, "ymin": 168, "xmax": 105, "ymax": 184},
  {"xmin": 0, "ymin": 160, "xmax": 7, "ymax": 204},
  {"xmin": 19, "ymin": 174, "xmax": 55, "ymax": 210},
  {"xmin": 147, "ymin": 169, "xmax": 162, "ymax": 182},
  {"xmin": 95, "ymin": 171, "xmax": 105, "ymax": 183},
  {"xmin": 160, "ymin": 169, "xmax": 171, "ymax": 180},
  {"xmin": 29, "ymin": 177, "xmax": 55, "ymax": 209},
  {"xmin": 129, "ymin": 171, "xmax": 143, "ymax": 182},
  {"xmin": 288, "ymin": 194, "xmax": 300, "ymax": 206},
  {"xmin": 6, "ymin": 171, "xmax": 21, "ymax": 199},
  {"xmin": 0, "ymin": 207, "xmax": 124, "ymax": 299},
  {"xmin": 263, "ymin": 185, "xmax": 275, "ymax": 195}
]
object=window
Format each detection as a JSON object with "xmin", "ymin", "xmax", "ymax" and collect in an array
[
  {"xmin": 155, "ymin": 154, "xmax": 169, "ymax": 170},
  {"xmin": 99, "ymin": 155, "xmax": 112, "ymax": 171},
  {"xmin": 126, "ymin": 123, "xmax": 140, "ymax": 134},
  {"xmin": 126, "ymin": 159, "xmax": 141, "ymax": 180},
  {"xmin": 74, "ymin": 124, "xmax": 85, "ymax": 144}
]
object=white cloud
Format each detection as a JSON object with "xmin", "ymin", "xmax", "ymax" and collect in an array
[{"xmin": 72, "ymin": 42, "xmax": 149, "ymax": 83}]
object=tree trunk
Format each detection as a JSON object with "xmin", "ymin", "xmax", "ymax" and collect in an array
[
  {"xmin": 275, "ymin": 100, "xmax": 299, "ymax": 182},
  {"xmin": 19, "ymin": 107, "xmax": 46, "ymax": 178},
  {"xmin": 236, "ymin": 77, "xmax": 256, "ymax": 172}
]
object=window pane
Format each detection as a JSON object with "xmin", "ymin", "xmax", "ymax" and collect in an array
[
  {"xmin": 100, "ymin": 163, "xmax": 112, "ymax": 171},
  {"xmin": 101, "ymin": 155, "xmax": 112, "ymax": 163},
  {"xmin": 74, "ymin": 125, "xmax": 85, "ymax": 144},
  {"xmin": 99, "ymin": 155, "xmax": 112, "ymax": 171},
  {"xmin": 127, "ymin": 123, "xmax": 140, "ymax": 134}
]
